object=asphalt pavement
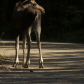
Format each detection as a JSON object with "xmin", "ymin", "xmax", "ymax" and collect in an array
[{"xmin": 0, "ymin": 40, "xmax": 84, "ymax": 84}]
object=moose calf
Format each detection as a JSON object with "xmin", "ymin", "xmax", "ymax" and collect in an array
[{"xmin": 12, "ymin": 0, "xmax": 45, "ymax": 68}]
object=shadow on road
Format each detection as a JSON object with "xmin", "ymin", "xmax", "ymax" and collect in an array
[
  {"xmin": 0, "ymin": 71, "xmax": 84, "ymax": 84},
  {"xmin": 0, "ymin": 40, "xmax": 84, "ymax": 49},
  {"xmin": 0, "ymin": 40, "xmax": 84, "ymax": 83}
]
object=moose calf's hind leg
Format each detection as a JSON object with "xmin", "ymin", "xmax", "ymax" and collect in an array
[
  {"xmin": 37, "ymin": 36, "xmax": 44, "ymax": 68},
  {"xmin": 23, "ymin": 29, "xmax": 31, "ymax": 68},
  {"xmin": 39, "ymin": 61, "xmax": 44, "ymax": 68},
  {"xmin": 22, "ymin": 33, "xmax": 27, "ymax": 67},
  {"xmin": 39, "ymin": 54, "xmax": 44, "ymax": 68},
  {"xmin": 24, "ymin": 40, "xmax": 31, "ymax": 68},
  {"xmin": 13, "ymin": 35, "xmax": 19, "ymax": 67},
  {"xmin": 39, "ymin": 50, "xmax": 44, "ymax": 68},
  {"xmin": 38, "ymin": 42, "xmax": 44, "ymax": 68},
  {"xmin": 35, "ymin": 29, "xmax": 44, "ymax": 68}
]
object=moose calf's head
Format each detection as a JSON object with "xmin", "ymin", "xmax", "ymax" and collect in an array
[{"xmin": 22, "ymin": 0, "xmax": 45, "ymax": 14}]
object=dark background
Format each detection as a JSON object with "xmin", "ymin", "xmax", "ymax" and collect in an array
[{"xmin": 0, "ymin": 0, "xmax": 84, "ymax": 43}]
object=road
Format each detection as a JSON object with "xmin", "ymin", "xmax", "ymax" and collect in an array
[{"xmin": 0, "ymin": 40, "xmax": 84, "ymax": 84}]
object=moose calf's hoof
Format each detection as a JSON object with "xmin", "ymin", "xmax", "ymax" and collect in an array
[
  {"xmin": 23, "ymin": 64, "xmax": 29, "ymax": 68},
  {"xmin": 22, "ymin": 64, "xmax": 25, "ymax": 67},
  {"xmin": 39, "ymin": 63, "xmax": 44, "ymax": 68},
  {"xmin": 12, "ymin": 63, "xmax": 18, "ymax": 68}
]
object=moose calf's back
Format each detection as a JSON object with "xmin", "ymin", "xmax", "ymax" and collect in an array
[{"xmin": 12, "ymin": 2, "xmax": 41, "ymax": 33}]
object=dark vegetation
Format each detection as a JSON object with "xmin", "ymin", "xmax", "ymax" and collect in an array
[
  {"xmin": 0, "ymin": 54, "xmax": 5, "ymax": 61},
  {"xmin": 0, "ymin": 0, "xmax": 84, "ymax": 43}
]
